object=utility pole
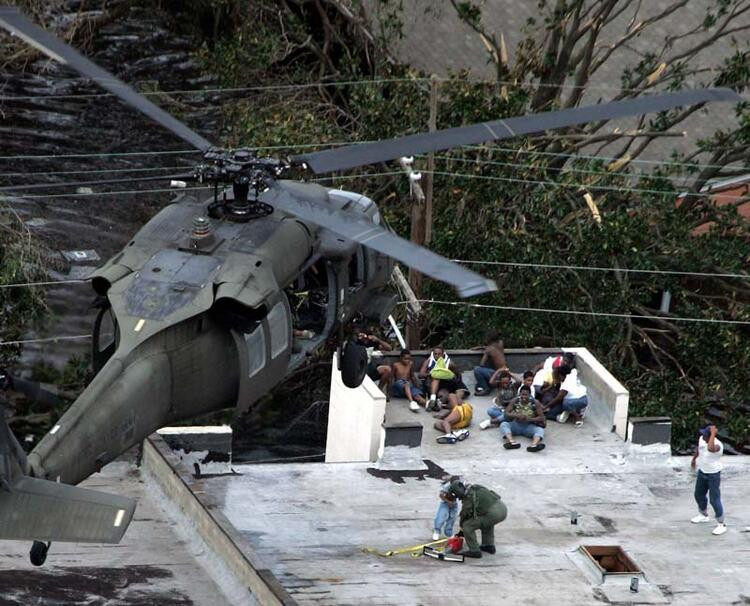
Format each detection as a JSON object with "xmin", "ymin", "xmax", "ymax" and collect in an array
[{"xmin": 403, "ymin": 77, "xmax": 439, "ymax": 348}]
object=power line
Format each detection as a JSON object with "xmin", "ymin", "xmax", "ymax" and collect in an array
[
  {"xmin": 427, "ymin": 169, "xmax": 720, "ymax": 198},
  {"xmin": 0, "ymin": 279, "xmax": 88, "ymax": 289},
  {"xmin": 0, "ymin": 185, "xmax": 210, "ymax": 200},
  {"xmin": 0, "ymin": 170, "xmax": 400, "ymax": 199},
  {"xmin": 0, "ymin": 77, "xmax": 431, "ymax": 102},
  {"xmin": 430, "ymin": 154, "xmax": 693, "ymax": 185},
  {"xmin": 0, "ymin": 334, "xmax": 92, "ymax": 347},
  {"xmin": 411, "ymin": 299, "xmax": 750, "ymax": 326},
  {"xmin": 0, "ymin": 141, "xmax": 354, "ymax": 161},
  {"xmin": 0, "ymin": 165, "xmax": 187, "ymax": 178},
  {"xmin": 0, "ymin": 140, "xmax": 744, "ymax": 174},
  {"xmin": 451, "ymin": 260, "xmax": 750, "ymax": 280},
  {"xmin": 0, "ymin": 75, "xmax": 732, "ymax": 102},
  {"xmin": 482, "ymin": 144, "xmax": 746, "ymax": 172}
]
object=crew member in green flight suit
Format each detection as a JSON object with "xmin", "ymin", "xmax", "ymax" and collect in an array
[{"xmin": 448, "ymin": 479, "xmax": 507, "ymax": 558}]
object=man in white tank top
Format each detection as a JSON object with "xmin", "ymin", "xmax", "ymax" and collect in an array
[{"xmin": 690, "ymin": 424, "xmax": 726, "ymax": 536}]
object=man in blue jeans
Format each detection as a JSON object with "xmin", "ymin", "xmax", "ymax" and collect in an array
[
  {"xmin": 499, "ymin": 385, "xmax": 546, "ymax": 452},
  {"xmin": 472, "ymin": 332, "xmax": 507, "ymax": 396},
  {"xmin": 543, "ymin": 365, "xmax": 588, "ymax": 427},
  {"xmin": 690, "ymin": 424, "xmax": 727, "ymax": 535}
]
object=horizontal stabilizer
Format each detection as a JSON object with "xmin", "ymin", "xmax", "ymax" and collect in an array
[{"xmin": 0, "ymin": 476, "xmax": 136, "ymax": 543}]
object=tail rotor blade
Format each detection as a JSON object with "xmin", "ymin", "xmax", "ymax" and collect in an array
[{"xmin": 0, "ymin": 6, "xmax": 214, "ymax": 152}]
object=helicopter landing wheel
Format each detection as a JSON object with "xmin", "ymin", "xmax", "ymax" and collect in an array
[
  {"xmin": 340, "ymin": 342, "xmax": 368, "ymax": 388},
  {"xmin": 30, "ymin": 540, "xmax": 50, "ymax": 566}
]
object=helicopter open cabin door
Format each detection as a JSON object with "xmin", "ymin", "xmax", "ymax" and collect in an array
[{"xmin": 231, "ymin": 294, "xmax": 293, "ymax": 414}]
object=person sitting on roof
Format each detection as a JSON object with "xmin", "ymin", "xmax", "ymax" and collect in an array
[
  {"xmin": 540, "ymin": 367, "xmax": 563, "ymax": 420},
  {"xmin": 517, "ymin": 370, "xmax": 536, "ymax": 398},
  {"xmin": 355, "ymin": 327, "xmax": 393, "ymax": 397},
  {"xmin": 479, "ymin": 371, "xmax": 518, "ymax": 430},
  {"xmin": 472, "ymin": 331, "xmax": 508, "ymax": 396},
  {"xmin": 499, "ymin": 385, "xmax": 546, "ymax": 452},
  {"xmin": 433, "ymin": 389, "xmax": 473, "ymax": 440},
  {"xmin": 531, "ymin": 352, "xmax": 574, "ymax": 394},
  {"xmin": 543, "ymin": 363, "xmax": 588, "ymax": 427},
  {"xmin": 391, "ymin": 349, "xmax": 427, "ymax": 412},
  {"xmin": 419, "ymin": 345, "xmax": 466, "ymax": 411}
]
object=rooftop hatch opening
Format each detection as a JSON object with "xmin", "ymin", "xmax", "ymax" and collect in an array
[{"xmin": 580, "ymin": 545, "xmax": 641, "ymax": 575}]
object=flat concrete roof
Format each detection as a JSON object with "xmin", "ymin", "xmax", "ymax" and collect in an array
[
  {"xmin": 201, "ymin": 372, "xmax": 750, "ymax": 606},
  {"xmin": 0, "ymin": 461, "xmax": 240, "ymax": 606}
]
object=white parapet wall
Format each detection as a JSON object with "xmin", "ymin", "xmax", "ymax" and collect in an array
[
  {"xmin": 325, "ymin": 354, "xmax": 387, "ymax": 463},
  {"xmin": 563, "ymin": 347, "xmax": 629, "ymax": 438}
]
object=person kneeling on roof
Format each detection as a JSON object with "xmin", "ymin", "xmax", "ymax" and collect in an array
[
  {"xmin": 500, "ymin": 385, "xmax": 546, "ymax": 452},
  {"xmin": 447, "ymin": 479, "xmax": 507, "ymax": 559}
]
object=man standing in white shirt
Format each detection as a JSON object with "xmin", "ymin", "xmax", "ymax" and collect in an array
[{"xmin": 690, "ymin": 424, "xmax": 727, "ymax": 536}]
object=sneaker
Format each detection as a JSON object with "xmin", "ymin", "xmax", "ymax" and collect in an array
[
  {"xmin": 556, "ymin": 411, "xmax": 570, "ymax": 424},
  {"xmin": 712, "ymin": 523, "xmax": 728, "ymax": 536},
  {"xmin": 432, "ymin": 531, "xmax": 440, "ymax": 541},
  {"xmin": 474, "ymin": 387, "xmax": 488, "ymax": 396},
  {"xmin": 479, "ymin": 419, "xmax": 492, "ymax": 430},
  {"xmin": 691, "ymin": 514, "xmax": 711, "ymax": 524},
  {"xmin": 409, "ymin": 400, "xmax": 419, "ymax": 412},
  {"xmin": 575, "ymin": 420, "xmax": 584, "ymax": 429}
]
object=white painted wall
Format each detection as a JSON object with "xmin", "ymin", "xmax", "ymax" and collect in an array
[
  {"xmin": 563, "ymin": 347, "xmax": 629, "ymax": 439},
  {"xmin": 325, "ymin": 354, "xmax": 387, "ymax": 463}
]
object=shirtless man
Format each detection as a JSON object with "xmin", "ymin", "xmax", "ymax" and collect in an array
[
  {"xmin": 473, "ymin": 332, "xmax": 508, "ymax": 396},
  {"xmin": 391, "ymin": 349, "xmax": 426, "ymax": 412}
]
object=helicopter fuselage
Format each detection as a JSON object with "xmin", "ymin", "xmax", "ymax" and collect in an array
[{"xmin": 27, "ymin": 181, "xmax": 396, "ymax": 486}]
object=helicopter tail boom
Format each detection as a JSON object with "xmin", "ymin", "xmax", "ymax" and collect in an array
[{"xmin": 0, "ymin": 404, "xmax": 135, "ymax": 543}]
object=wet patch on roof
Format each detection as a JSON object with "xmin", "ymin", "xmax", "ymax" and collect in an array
[
  {"xmin": 0, "ymin": 565, "xmax": 193, "ymax": 605},
  {"xmin": 366, "ymin": 459, "xmax": 449, "ymax": 484}
]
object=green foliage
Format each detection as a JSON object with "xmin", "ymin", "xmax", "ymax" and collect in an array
[{"xmin": 0, "ymin": 207, "xmax": 46, "ymax": 368}]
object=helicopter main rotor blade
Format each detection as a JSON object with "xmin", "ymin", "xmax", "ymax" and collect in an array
[
  {"xmin": 293, "ymin": 88, "xmax": 742, "ymax": 174},
  {"xmin": 263, "ymin": 183, "xmax": 496, "ymax": 298},
  {"xmin": 0, "ymin": 6, "xmax": 214, "ymax": 152}
]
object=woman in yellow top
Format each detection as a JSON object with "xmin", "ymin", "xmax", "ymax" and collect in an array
[{"xmin": 434, "ymin": 390, "xmax": 473, "ymax": 438}]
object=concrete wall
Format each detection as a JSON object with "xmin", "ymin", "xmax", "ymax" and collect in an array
[
  {"xmin": 325, "ymin": 354, "xmax": 386, "ymax": 463},
  {"xmin": 141, "ymin": 435, "xmax": 296, "ymax": 606},
  {"xmin": 563, "ymin": 347, "xmax": 629, "ymax": 438}
]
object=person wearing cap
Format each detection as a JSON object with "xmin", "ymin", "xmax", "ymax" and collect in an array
[
  {"xmin": 690, "ymin": 424, "xmax": 727, "ymax": 535},
  {"xmin": 448, "ymin": 480, "xmax": 507, "ymax": 558}
]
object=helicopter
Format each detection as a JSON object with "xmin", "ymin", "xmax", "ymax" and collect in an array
[{"xmin": 0, "ymin": 5, "xmax": 741, "ymax": 566}]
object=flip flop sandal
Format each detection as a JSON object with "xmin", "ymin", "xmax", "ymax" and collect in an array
[
  {"xmin": 437, "ymin": 434, "xmax": 458, "ymax": 444},
  {"xmin": 503, "ymin": 441, "xmax": 521, "ymax": 450},
  {"xmin": 455, "ymin": 429, "xmax": 470, "ymax": 441},
  {"xmin": 527, "ymin": 443, "xmax": 546, "ymax": 452}
]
